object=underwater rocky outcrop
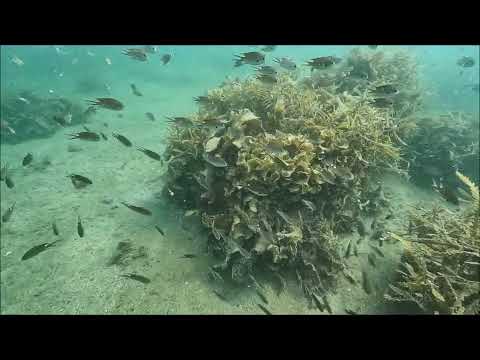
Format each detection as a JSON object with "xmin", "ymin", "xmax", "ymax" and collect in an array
[{"xmin": 0, "ymin": 89, "xmax": 90, "ymax": 144}]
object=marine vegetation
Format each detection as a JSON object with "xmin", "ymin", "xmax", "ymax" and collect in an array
[
  {"xmin": 385, "ymin": 171, "xmax": 480, "ymax": 314},
  {"xmin": 161, "ymin": 50, "xmax": 414, "ymax": 300}
]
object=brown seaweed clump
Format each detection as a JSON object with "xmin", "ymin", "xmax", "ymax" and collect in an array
[
  {"xmin": 385, "ymin": 172, "xmax": 480, "ymax": 314},
  {"xmin": 162, "ymin": 69, "xmax": 405, "ymax": 298}
]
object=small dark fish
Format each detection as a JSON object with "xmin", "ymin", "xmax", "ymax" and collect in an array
[
  {"xmin": 256, "ymin": 73, "xmax": 277, "ymax": 85},
  {"xmin": 370, "ymin": 97, "xmax": 394, "ymax": 108},
  {"xmin": 371, "ymin": 84, "xmax": 398, "ymax": 95},
  {"xmin": 145, "ymin": 112, "xmax": 156, "ymax": 121},
  {"xmin": 67, "ymin": 174, "xmax": 93, "ymax": 189},
  {"xmin": 121, "ymin": 273, "xmax": 151, "ymax": 284},
  {"xmin": 83, "ymin": 125, "xmax": 92, "ymax": 132},
  {"xmin": 343, "ymin": 271, "xmax": 357, "ymax": 285},
  {"xmin": 22, "ymin": 153, "xmax": 33, "ymax": 166},
  {"xmin": 234, "ymin": 52, "xmax": 265, "ymax": 67},
  {"xmin": 143, "ymin": 45, "xmax": 157, "ymax": 54},
  {"xmin": 180, "ymin": 254, "xmax": 196, "ymax": 259},
  {"xmin": 121, "ymin": 202, "xmax": 152, "ymax": 216},
  {"xmin": 345, "ymin": 308, "xmax": 358, "ymax": 315},
  {"xmin": 371, "ymin": 218, "xmax": 377, "ymax": 230},
  {"xmin": 155, "ymin": 225, "xmax": 165, "ymax": 236},
  {"xmin": 86, "ymin": 98, "xmax": 124, "ymax": 111},
  {"xmin": 213, "ymin": 289, "xmax": 228, "ymax": 302},
  {"xmin": 77, "ymin": 215, "xmax": 84, "ymax": 237},
  {"xmin": 52, "ymin": 115, "xmax": 67, "ymax": 127},
  {"xmin": 193, "ymin": 95, "xmax": 210, "ymax": 105},
  {"xmin": 100, "ymin": 132, "xmax": 108, "ymax": 140},
  {"xmin": 161, "ymin": 53, "xmax": 172, "ymax": 65},
  {"xmin": 457, "ymin": 56, "xmax": 475, "ymax": 68},
  {"xmin": 255, "ymin": 288, "xmax": 269, "ymax": 305},
  {"xmin": 261, "ymin": 45, "xmax": 277, "ymax": 52},
  {"xmin": 122, "ymin": 48, "xmax": 148, "ymax": 62},
  {"xmin": 52, "ymin": 221, "xmax": 59, "ymax": 236},
  {"xmin": 356, "ymin": 219, "xmax": 366, "ymax": 237},
  {"xmin": 255, "ymin": 65, "xmax": 277, "ymax": 76},
  {"xmin": 353, "ymin": 244, "xmax": 359, "ymax": 257},
  {"xmin": 370, "ymin": 245, "xmax": 385, "ymax": 258},
  {"xmin": 5, "ymin": 175, "xmax": 14, "ymax": 188},
  {"xmin": 2, "ymin": 202, "xmax": 16, "ymax": 223},
  {"xmin": 368, "ymin": 45, "xmax": 378, "ymax": 50},
  {"xmin": 164, "ymin": 116, "xmax": 193, "ymax": 127},
  {"xmin": 323, "ymin": 296, "xmax": 333, "ymax": 314},
  {"xmin": 84, "ymin": 106, "xmax": 97, "ymax": 117},
  {"xmin": 21, "ymin": 241, "xmax": 58, "ymax": 261},
  {"xmin": 312, "ymin": 293, "xmax": 324, "ymax": 312},
  {"xmin": 0, "ymin": 163, "xmax": 7, "ymax": 181},
  {"xmin": 130, "ymin": 84, "xmax": 143, "ymax": 96},
  {"xmin": 137, "ymin": 147, "xmax": 162, "ymax": 161},
  {"xmin": 68, "ymin": 131, "xmax": 101, "ymax": 141},
  {"xmin": 345, "ymin": 239, "xmax": 352, "ymax": 258},
  {"xmin": 368, "ymin": 253, "xmax": 377, "ymax": 267},
  {"xmin": 273, "ymin": 57, "xmax": 297, "ymax": 71},
  {"xmin": 385, "ymin": 213, "xmax": 394, "ymax": 220},
  {"xmin": 257, "ymin": 303, "xmax": 272, "ymax": 315},
  {"xmin": 112, "ymin": 133, "xmax": 132, "ymax": 147},
  {"xmin": 306, "ymin": 56, "xmax": 341, "ymax": 70},
  {"xmin": 362, "ymin": 271, "xmax": 372, "ymax": 294}
]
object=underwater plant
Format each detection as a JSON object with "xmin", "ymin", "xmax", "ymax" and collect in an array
[{"xmin": 385, "ymin": 171, "xmax": 480, "ymax": 314}]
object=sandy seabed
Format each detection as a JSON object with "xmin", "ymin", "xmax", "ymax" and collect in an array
[{"xmin": 0, "ymin": 87, "xmax": 451, "ymax": 315}]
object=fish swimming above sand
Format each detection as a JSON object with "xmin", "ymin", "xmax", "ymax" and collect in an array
[
  {"xmin": 179, "ymin": 254, "xmax": 197, "ymax": 259},
  {"xmin": 370, "ymin": 84, "xmax": 399, "ymax": 95},
  {"xmin": 234, "ymin": 52, "xmax": 265, "ymax": 67},
  {"xmin": 260, "ymin": 45, "xmax": 277, "ymax": 52},
  {"xmin": 22, "ymin": 153, "xmax": 33, "ymax": 166},
  {"xmin": 130, "ymin": 84, "xmax": 143, "ymax": 96},
  {"xmin": 21, "ymin": 241, "xmax": 58, "ymax": 261},
  {"xmin": 137, "ymin": 147, "xmax": 162, "ymax": 161},
  {"xmin": 155, "ymin": 225, "xmax": 165, "ymax": 236},
  {"xmin": 77, "ymin": 216, "xmax": 84, "ymax": 237},
  {"xmin": 160, "ymin": 53, "xmax": 172, "ymax": 65},
  {"xmin": 256, "ymin": 73, "xmax": 277, "ymax": 85},
  {"xmin": 120, "ymin": 273, "xmax": 151, "ymax": 284},
  {"xmin": 164, "ymin": 116, "xmax": 193, "ymax": 127},
  {"xmin": 86, "ymin": 98, "xmax": 124, "ymax": 111},
  {"xmin": 257, "ymin": 303, "xmax": 273, "ymax": 315},
  {"xmin": 457, "ymin": 56, "xmax": 475, "ymax": 68},
  {"xmin": 122, "ymin": 48, "xmax": 148, "ymax": 62},
  {"xmin": 145, "ymin": 112, "xmax": 156, "ymax": 121},
  {"xmin": 2, "ymin": 202, "xmax": 16, "ymax": 223},
  {"xmin": 120, "ymin": 202, "xmax": 153, "ymax": 216},
  {"xmin": 67, "ymin": 174, "xmax": 93, "ymax": 189},
  {"xmin": 68, "ymin": 131, "xmax": 101, "ymax": 141},
  {"xmin": 255, "ymin": 65, "xmax": 278, "ymax": 76},
  {"xmin": 273, "ymin": 57, "xmax": 297, "ymax": 71},
  {"xmin": 52, "ymin": 221, "xmax": 60, "ymax": 236},
  {"xmin": 112, "ymin": 133, "xmax": 132, "ymax": 147}
]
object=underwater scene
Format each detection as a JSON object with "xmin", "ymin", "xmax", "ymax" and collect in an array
[{"xmin": 0, "ymin": 45, "xmax": 479, "ymax": 315}]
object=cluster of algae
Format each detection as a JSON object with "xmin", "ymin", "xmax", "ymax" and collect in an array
[
  {"xmin": 162, "ymin": 48, "xmax": 414, "ymax": 299},
  {"xmin": 386, "ymin": 172, "xmax": 479, "ymax": 314}
]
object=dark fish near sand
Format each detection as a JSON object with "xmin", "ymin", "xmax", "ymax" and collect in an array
[
  {"xmin": 52, "ymin": 221, "xmax": 59, "ymax": 236},
  {"xmin": 356, "ymin": 219, "xmax": 366, "ymax": 237},
  {"xmin": 67, "ymin": 174, "xmax": 93, "ymax": 189},
  {"xmin": 203, "ymin": 152, "xmax": 228, "ymax": 168},
  {"xmin": 0, "ymin": 163, "xmax": 7, "ymax": 181},
  {"xmin": 255, "ymin": 65, "xmax": 277, "ymax": 76},
  {"xmin": 164, "ymin": 116, "xmax": 193, "ymax": 127},
  {"xmin": 370, "ymin": 97, "xmax": 394, "ymax": 108},
  {"xmin": 130, "ymin": 84, "xmax": 143, "ymax": 96},
  {"xmin": 345, "ymin": 308, "xmax": 358, "ymax": 315},
  {"xmin": 143, "ymin": 45, "xmax": 157, "ymax": 54},
  {"xmin": 306, "ymin": 56, "xmax": 341, "ymax": 70},
  {"xmin": 21, "ymin": 241, "xmax": 58, "ymax": 261},
  {"xmin": 22, "ymin": 153, "xmax": 33, "ymax": 166},
  {"xmin": 193, "ymin": 95, "xmax": 210, "ymax": 105},
  {"xmin": 161, "ymin": 53, "xmax": 172, "ymax": 65},
  {"xmin": 121, "ymin": 273, "xmax": 151, "ymax": 284},
  {"xmin": 120, "ymin": 202, "xmax": 152, "ymax": 216},
  {"xmin": 368, "ymin": 45, "xmax": 378, "ymax": 50},
  {"xmin": 273, "ymin": 57, "xmax": 297, "ymax": 71},
  {"xmin": 112, "ymin": 133, "xmax": 132, "ymax": 147},
  {"xmin": 100, "ymin": 132, "xmax": 108, "ymax": 140},
  {"xmin": 86, "ymin": 98, "xmax": 124, "ymax": 111},
  {"xmin": 2, "ymin": 202, "xmax": 16, "ymax": 223},
  {"xmin": 68, "ymin": 131, "xmax": 101, "ymax": 141},
  {"xmin": 234, "ymin": 52, "xmax": 265, "ymax": 67},
  {"xmin": 312, "ymin": 293, "xmax": 324, "ymax": 312},
  {"xmin": 257, "ymin": 303, "xmax": 272, "ymax": 315},
  {"xmin": 77, "ymin": 216, "xmax": 84, "ymax": 237},
  {"xmin": 255, "ymin": 288, "xmax": 268, "ymax": 305},
  {"xmin": 370, "ymin": 245, "xmax": 385, "ymax": 258},
  {"xmin": 323, "ymin": 296, "xmax": 333, "ymax": 314},
  {"xmin": 122, "ymin": 48, "xmax": 148, "ymax": 62},
  {"xmin": 457, "ymin": 56, "xmax": 475, "ymax": 68},
  {"xmin": 345, "ymin": 239, "xmax": 352, "ymax": 258},
  {"xmin": 52, "ymin": 115, "xmax": 68, "ymax": 127},
  {"xmin": 137, "ymin": 147, "xmax": 162, "ymax": 161},
  {"xmin": 155, "ymin": 225, "xmax": 165, "ymax": 236},
  {"xmin": 368, "ymin": 253, "xmax": 377, "ymax": 267},
  {"xmin": 145, "ymin": 112, "xmax": 156, "ymax": 121},
  {"xmin": 213, "ymin": 289, "xmax": 228, "ymax": 302},
  {"xmin": 180, "ymin": 254, "xmax": 196, "ymax": 259},
  {"xmin": 256, "ymin": 73, "xmax": 277, "ymax": 85},
  {"xmin": 362, "ymin": 271, "xmax": 372, "ymax": 294},
  {"xmin": 371, "ymin": 84, "xmax": 399, "ymax": 95},
  {"xmin": 5, "ymin": 174, "xmax": 14, "ymax": 188}
]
